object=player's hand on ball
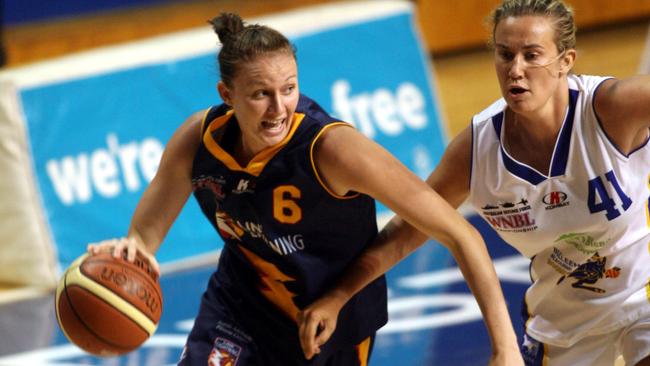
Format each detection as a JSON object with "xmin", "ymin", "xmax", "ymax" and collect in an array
[
  {"xmin": 297, "ymin": 290, "xmax": 347, "ymax": 360},
  {"xmin": 87, "ymin": 237, "xmax": 160, "ymax": 276}
]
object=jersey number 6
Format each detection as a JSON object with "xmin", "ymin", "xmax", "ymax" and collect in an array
[{"xmin": 273, "ymin": 185, "xmax": 302, "ymax": 224}]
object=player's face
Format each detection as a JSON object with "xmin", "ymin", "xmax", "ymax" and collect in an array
[
  {"xmin": 219, "ymin": 51, "xmax": 299, "ymax": 158},
  {"xmin": 493, "ymin": 15, "xmax": 569, "ymax": 114}
]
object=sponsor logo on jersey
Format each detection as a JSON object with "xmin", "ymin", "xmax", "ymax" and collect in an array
[
  {"xmin": 208, "ymin": 337, "xmax": 241, "ymax": 366},
  {"xmin": 542, "ymin": 191, "xmax": 570, "ymax": 210},
  {"xmin": 480, "ymin": 197, "xmax": 538, "ymax": 233},
  {"xmin": 215, "ymin": 212, "xmax": 306, "ymax": 256},
  {"xmin": 547, "ymin": 247, "xmax": 580, "ymax": 276},
  {"xmin": 216, "ymin": 212, "xmax": 245, "ymax": 240},
  {"xmin": 192, "ymin": 175, "xmax": 226, "ymax": 201},
  {"xmin": 232, "ymin": 179, "xmax": 256, "ymax": 194},
  {"xmin": 556, "ymin": 252, "xmax": 620, "ymax": 293},
  {"xmin": 554, "ymin": 232, "xmax": 609, "ymax": 256}
]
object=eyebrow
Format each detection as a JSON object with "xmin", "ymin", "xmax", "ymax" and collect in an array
[
  {"xmin": 245, "ymin": 74, "xmax": 297, "ymax": 88},
  {"xmin": 495, "ymin": 43, "xmax": 545, "ymax": 50}
]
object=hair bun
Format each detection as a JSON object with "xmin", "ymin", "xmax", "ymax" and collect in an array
[{"xmin": 209, "ymin": 12, "xmax": 244, "ymax": 45}]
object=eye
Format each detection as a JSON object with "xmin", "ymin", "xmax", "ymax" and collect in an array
[
  {"xmin": 283, "ymin": 85, "xmax": 296, "ymax": 95},
  {"xmin": 498, "ymin": 50, "xmax": 514, "ymax": 61},
  {"xmin": 252, "ymin": 90, "xmax": 267, "ymax": 99},
  {"xmin": 525, "ymin": 52, "xmax": 540, "ymax": 62}
]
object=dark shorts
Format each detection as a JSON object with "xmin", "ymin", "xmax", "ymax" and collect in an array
[{"xmin": 177, "ymin": 276, "xmax": 375, "ymax": 366}]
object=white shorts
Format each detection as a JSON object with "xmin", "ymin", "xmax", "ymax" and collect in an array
[{"xmin": 522, "ymin": 315, "xmax": 650, "ymax": 366}]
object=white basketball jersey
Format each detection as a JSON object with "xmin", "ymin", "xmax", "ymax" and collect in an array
[{"xmin": 468, "ymin": 74, "xmax": 650, "ymax": 347}]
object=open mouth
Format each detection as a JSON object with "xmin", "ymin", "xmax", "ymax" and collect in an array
[
  {"xmin": 509, "ymin": 86, "xmax": 528, "ymax": 95},
  {"xmin": 260, "ymin": 118, "xmax": 287, "ymax": 136},
  {"xmin": 262, "ymin": 118, "xmax": 284, "ymax": 129}
]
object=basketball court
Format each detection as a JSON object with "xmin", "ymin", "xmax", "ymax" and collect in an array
[{"xmin": 0, "ymin": 215, "xmax": 530, "ymax": 365}]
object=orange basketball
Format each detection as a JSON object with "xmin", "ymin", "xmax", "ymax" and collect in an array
[{"xmin": 55, "ymin": 251, "xmax": 163, "ymax": 356}]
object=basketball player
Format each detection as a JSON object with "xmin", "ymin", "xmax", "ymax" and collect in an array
[
  {"xmin": 88, "ymin": 12, "xmax": 522, "ymax": 366},
  {"xmin": 299, "ymin": 1, "xmax": 650, "ymax": 365}
]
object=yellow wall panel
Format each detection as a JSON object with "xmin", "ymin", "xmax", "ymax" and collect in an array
[{"xmin": 417, "ymin": 0, "xmax": 650, "ymax": 54}]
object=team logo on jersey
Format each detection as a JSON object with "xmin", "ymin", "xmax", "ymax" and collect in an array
[
  {"xmin": 208, "ymin": 338, "xmax": 241, "ymax": 366},
  {"xmin": 232, "ymin": 179, "xmax": 256, "ymax": 194},
  {"xmin": 557, "ymin": 252, "xmax": 620, "ymax": 293},
  {"xmin": 215, "ymin": 213, "xmax": 307, "ymax": 256},
  {"xmin": 554, "ymin": 232, "xmax": 609, "ymax": 255},
  {"xmin": 542, "ymin": 191, "xmax": 570, "ymax": 210},
  {"xmin": 192, "ymin": 175, "xmax": 226, "ymax": 201},
  {"xmin": 480, "ymin": 197, "xmax": 537, "ymax": 233},
  {"xmin": 216, "ymin": 211, "xmax": 245, "ymax": 241}
]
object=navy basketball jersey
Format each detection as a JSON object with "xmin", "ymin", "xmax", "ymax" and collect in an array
[{"xmin": 191, "ymin": 94, "xmax": 387, "ymax": 361}]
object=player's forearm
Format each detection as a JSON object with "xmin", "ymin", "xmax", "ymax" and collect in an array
[
  {"xmin": 326, "ymin": 217, "xmax": 428, "ymax": 304},
  {"xmin": 447, "ymin": 225, "xmax": 518, "ymax": 352},
  {"xmin": 127, "ymin": 174, "xmax": 192, "ymax": 255}
]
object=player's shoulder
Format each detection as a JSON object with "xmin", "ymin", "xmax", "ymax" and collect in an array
[
  {"xmin": 296, "ymin": 94, "xmax": 340, "ymax": 126},
  {"xmin": 168, "ymin": 108, "xmax": 216, "ymax": 157},
  {"xmin": 568, "ymin": 74, "xmax": 615, "ymax": 101},
  {"xmin": 472, "ymin": 98, "xmax": 507, "ymax": 127}
]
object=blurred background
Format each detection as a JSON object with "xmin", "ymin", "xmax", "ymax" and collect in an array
[
  {"xmin": 3, "ymin": 0, "xmax": 650, "ymax": 136},
  {"xmin": 1, "ymin": 0, "xmax": 649, "ymax": 365}
]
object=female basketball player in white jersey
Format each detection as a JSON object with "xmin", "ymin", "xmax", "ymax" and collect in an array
[{"xmin": 299, "ymin": 1, "xmax": 650, "ymax": 365}]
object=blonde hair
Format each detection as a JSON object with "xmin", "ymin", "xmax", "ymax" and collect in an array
[{"xmin": 488, "ymin": 0, "xmax": 576, "ymax": 53}]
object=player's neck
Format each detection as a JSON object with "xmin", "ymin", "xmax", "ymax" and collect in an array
[{"xmin": 504, "ymin": 105, "xmax": 568, "ymax": 175}]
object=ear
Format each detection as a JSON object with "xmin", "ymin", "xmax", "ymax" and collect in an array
[
  {"xmin": 559, "ymin": 49, "xmax": 576, "ymax": 76},
  {"xmin": 217, "ymin": 81, "xmax": 232, "ymax": 106}
]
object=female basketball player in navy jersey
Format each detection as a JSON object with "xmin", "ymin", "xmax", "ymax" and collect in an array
[
  {"xmin": 300, "ymin": 0, "xmax": 650, "ymax": 365},
  {"xmin": 88, "ymin": 12, "xmax": 522, "ymax": 366}
]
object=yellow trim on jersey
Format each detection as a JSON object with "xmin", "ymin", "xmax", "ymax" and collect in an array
[
  {"xmin": 310, "ymin": 122, "xmax": 361, "ymax": 199},
  {"xmin": 199, "ymin": 108, "xmax": 211, "ymax": 140},
  {"xmin": 542, "ymin": 343, "xmax": 549, "ymax": 365},
  {"xmin": 356, "ymin": 336, "xmax": 372, "ymax": 366},
  {"xmin": 61, "ymin": 256, "xmax": 158, "ymax": 336},
  {"xmin": 203, "ymin": 111, "xmax": 305, "ymax": 177}
]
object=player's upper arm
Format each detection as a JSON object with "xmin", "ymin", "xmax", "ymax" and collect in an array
[
  {"xmin": 312, "ymin": 125, "xmax": 415, "ymax": 199},
  {"xmin": 155, "ymin": 110, "xmax": 205, "ymax": 184},
  {"xmin": 312, "ymin": 125, "xmax": 470, "ymax": 246},
  {"xmin": 426, "ymin": 126, "xmax": 472, "ymax": 209},
  {"xmin": 594, "ymin": 76, "xmax": 650, "ymax": 153},
  {"xmin": 128, "ymin": 110, "xmax": 205, "ymax": 247}
]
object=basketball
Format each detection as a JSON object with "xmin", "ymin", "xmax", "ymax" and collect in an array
[{"xmin": 54, "ymin": 251, "xmax": 163, "ymax": 356}]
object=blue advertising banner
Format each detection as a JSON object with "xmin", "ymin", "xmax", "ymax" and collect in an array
[{"xmin": 15, "ymin": 1, "xmax": 447, "ymax": 268}]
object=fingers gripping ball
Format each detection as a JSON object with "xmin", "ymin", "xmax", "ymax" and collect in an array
[{"xmin": 55, "ymin": 252, "xmax": 163, "ymax": 356}]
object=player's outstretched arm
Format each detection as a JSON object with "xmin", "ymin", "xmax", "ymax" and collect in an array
[
  {"xmin": 87, "ymin": 111, "xmax": 205, "ymax": 273},
  {"xmin": 298, "ymin": 126, "xmax": 522, "ymax": 365}
]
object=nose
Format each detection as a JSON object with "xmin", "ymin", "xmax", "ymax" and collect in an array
[
  {"xmin": 267, "ymin": 93, "xmax": 282, "ymax": 115},
  {"xmin": 508, "ymin": 55, "xmax": 525, "ymax": 79}
]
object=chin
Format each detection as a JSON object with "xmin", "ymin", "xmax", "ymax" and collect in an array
[
  {"xmin": 264, "ymin": 133, "xmax": 289, "ymax": 147},
  {"xmin": 506, "ymin": 99, "xmax": 534, "ymax": 113}
]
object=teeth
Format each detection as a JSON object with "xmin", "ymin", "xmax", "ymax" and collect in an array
[{"xmin": 263, "ymin": 119, "xmax": 283, "ymax": 128}]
